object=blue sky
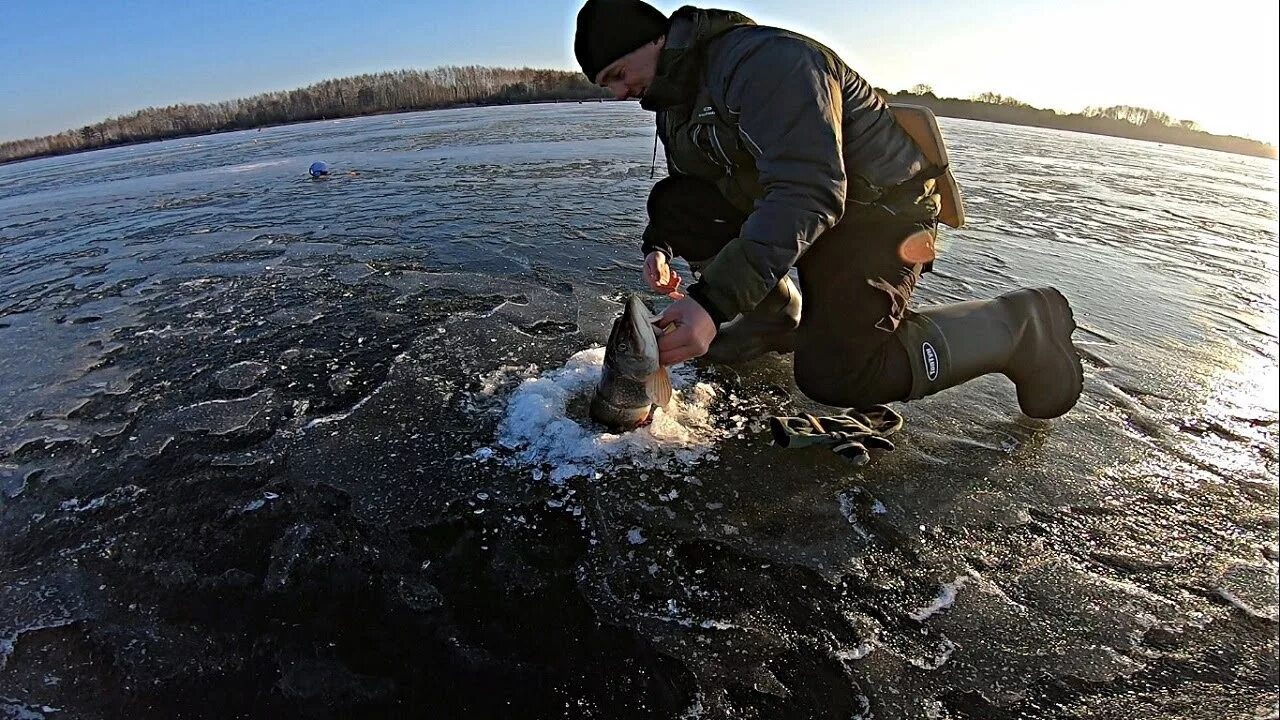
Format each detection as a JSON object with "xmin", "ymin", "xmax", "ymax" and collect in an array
[{"xmin": 2, "ymin": 0, "xmax": 1276, "ymax": 142}]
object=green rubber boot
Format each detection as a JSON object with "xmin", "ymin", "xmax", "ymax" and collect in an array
[
  {"xmin": 896, "ymin": 287, "xmax": 1083, "ymax": 418},
  {"xmin": 702, "ymin": 275, "xmax": 802, "ymax": 365}
]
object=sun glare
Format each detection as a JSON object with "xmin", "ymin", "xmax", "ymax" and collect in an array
[{"xmin": 795, "ymin": 0, "xmax": 1280, "ymax": 143}]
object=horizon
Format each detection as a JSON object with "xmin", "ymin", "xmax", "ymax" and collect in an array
[{"xmin": 1, "ymin": 0, "xmax": 1277, "ymax": 144}]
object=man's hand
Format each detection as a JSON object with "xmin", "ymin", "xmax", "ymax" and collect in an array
[
  {"xmin": 655, "ymin": 297, "xmax": 717, "ymax": 366},
  {"xmin": 644, "ymin": 251, "xmax": 684, "ymax": 299}
]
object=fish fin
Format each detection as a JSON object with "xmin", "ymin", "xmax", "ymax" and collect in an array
[{"xmin": 646, "ymin": 367, "xmax": 673, "ymax": 409}]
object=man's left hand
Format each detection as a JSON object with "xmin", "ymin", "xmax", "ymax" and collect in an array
[{"xmin": 655, "ymin": 297, "xmax": 718, "ymax": 366}]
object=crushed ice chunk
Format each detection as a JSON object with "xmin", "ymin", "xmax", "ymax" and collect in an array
[
  {"xmin": 836, "ymin": 642, "xmax": 873, "ymax": 661},
  {"xmin": 58, "ymin": 485, "xmax": 145, "ymax": 514},
  {"xmin": 909, "ymin": 576, "xmax": 970, "ymax": 622},
  {"xmin": 214, "ymin": 361, "xmax": 270, "ymax": 391},
  {"xmin": 908, "ymin": 637, "xmax": 957, "ymax": 670},
  {"xmin": 173, "ymin": 389, "xmax": 277, "ymax": 436}
]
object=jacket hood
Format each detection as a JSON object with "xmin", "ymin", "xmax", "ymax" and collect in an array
[{"xmin": 640, "ymin": 6, "xmax": 755, "ymax": 110}]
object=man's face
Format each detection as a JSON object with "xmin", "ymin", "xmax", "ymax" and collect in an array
[{"xmin": 594, "ymin": 38, "xmax": 663, "ymax": 101}]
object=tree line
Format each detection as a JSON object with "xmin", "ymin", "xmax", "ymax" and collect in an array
[
  {"xmin": 1, "ymin": 66, "xmax": 609, "ymax": 164},
  {"xmin": 3, "ymin": 71, "xmax": 1275, "ymax": 164},
  {"xmin": 895, "ymin": 85, "xmax": 1274, "ymax": 159}
]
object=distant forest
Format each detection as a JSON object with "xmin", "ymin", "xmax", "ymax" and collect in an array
[
  {"xmin": 883, "ymin": 84, "xmax": 1275, "ymax": 160},
  {"xmin": 0, "ymin": 67, "xmax": 610, "ymax": 164},
  {"xmin": 1, "ymin": 68, "xmax": 1275, "ymax": 164}
]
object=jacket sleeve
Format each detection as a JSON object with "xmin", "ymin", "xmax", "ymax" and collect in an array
[{"xmin": 688, "ymin": 38, "xmax": 847, "ymax": 323}]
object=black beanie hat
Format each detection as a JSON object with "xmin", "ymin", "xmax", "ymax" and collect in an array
[{"xmin": 574, "ymin": 0, "xmax": 669, "ymax": 81}]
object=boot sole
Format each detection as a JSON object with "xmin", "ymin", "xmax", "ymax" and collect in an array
[{"xmin": 1022, "ymin": 287, "xmax": 1084, "ymax": 418}]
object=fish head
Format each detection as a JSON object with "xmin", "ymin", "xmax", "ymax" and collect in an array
[{"xmin": 603, "ymin": 294, "xmax": 660, "ymax": 379}]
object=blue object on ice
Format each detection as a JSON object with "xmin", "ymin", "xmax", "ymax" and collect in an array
[{"xmin": 308, "ymin": 161, "xmax": 330, "ymax": 178}]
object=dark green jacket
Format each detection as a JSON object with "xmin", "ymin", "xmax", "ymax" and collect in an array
[{"xmin": 641, "ymin": 7, "xmax": 932, "ymax": 324}]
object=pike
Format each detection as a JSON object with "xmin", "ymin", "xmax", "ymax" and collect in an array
[{"xmin": 589, "ymin": 294, "xmax": 673, "ymax": 431}]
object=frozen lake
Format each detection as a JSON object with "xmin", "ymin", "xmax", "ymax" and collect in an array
[{"xmin": 1, "ymin": 102, "xmax": 1276, "ymax": 718}]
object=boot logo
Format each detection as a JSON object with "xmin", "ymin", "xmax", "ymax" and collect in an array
[{"xmin": 922, "ymin": 342, "xmax": 939, "ymax": 381}]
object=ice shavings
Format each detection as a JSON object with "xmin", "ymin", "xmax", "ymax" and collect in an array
[
  {"xmin": 0, "ymin": 698, "xmax": 57, "ymax": 720},
  {"xmin": 476, "ymin": 363, "xmax": 540, "ymax": 398},
  {"xmin": 922, "ymin": 698, "xmax": 948, "ymax": 718},
  {"xmin": 836, "ymin": 641, "xmax": 874, "ymax": 661},
  {"xmin": 58, "ymin": 485, "xmax": 145, "ymax": 514},
  {"xmin": 678, "ymin": 694, "xmax": 707, "ymax": 720},
  {"xmin": 495, "ymin": 348, "xmax": 722, "ymax": 479},
  {"xmin": 655, "ymin": 598, "xmax": 738, "ymax": 631},
  {"xmin": 908, "ymin": 636, "xmax": 958, "ymax": 670},
  {"xmin": 838, "ymin": 492, "xmax": 873, "ymax": 540},
  {"xmin": 1, "ymin": 571, "xmax": 91, "ymax": 671},
  {"xmin": 850, "ymin": 695, "xmax": 873, "ymax": 720},
  {"xmin": 909, "ymin": 576, "xmax": 971, "ymax": 622}
]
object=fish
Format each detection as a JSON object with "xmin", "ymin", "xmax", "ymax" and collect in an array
[{"xmin": 589, "ymin": 294, "xmax": 673, "ymax": 431}]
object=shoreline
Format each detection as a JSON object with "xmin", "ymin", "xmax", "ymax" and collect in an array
[
  {"xmin": 929, "ymin": 112, "xmax": 1279, "ymax": 160},
  {"xmin": 2, "ymin": 97, "xmax": 1275, "ymax": 168},
  {"xmin": 0, "ymin": 98, "xmax": 612, "ymax": 168}
]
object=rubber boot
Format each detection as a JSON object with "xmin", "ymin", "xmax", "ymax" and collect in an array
[
  {"xmin": 896, "ymin": 287, "xmax": 1083, "ymax": 418},
  {"xmin": 702, "ymin": 275, "xmax": 802, "ymax": 364}
]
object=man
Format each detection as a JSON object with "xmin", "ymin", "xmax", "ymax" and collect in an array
[{"xmin": 573, "ymin": 0, "xmax": 1083, "ymax": 418}]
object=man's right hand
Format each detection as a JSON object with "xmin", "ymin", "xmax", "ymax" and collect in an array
[{"xmin": 644, "ymin": 251, "xmax": 684, "ymax": 299}]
